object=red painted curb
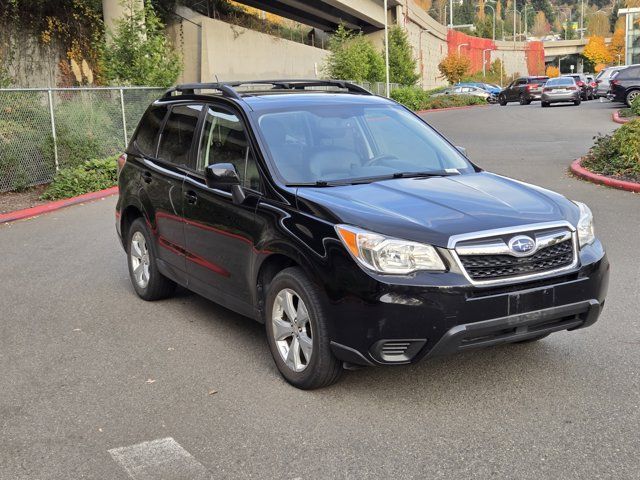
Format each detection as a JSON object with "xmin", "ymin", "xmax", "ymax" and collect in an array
[
  {"xmin": 570, "ymin": 158, "xmax": 640, "ymax": 193},
  {"xmin": 416, "ymin": 104, "xmax": 490, "ymax": 114},
  {"xmin": 0, "ymin": 186, "xmax": 119, "ymax": 224},
  {"xmin": 612, "ymin": 110, "xmax": 631, "ymax": 124}
]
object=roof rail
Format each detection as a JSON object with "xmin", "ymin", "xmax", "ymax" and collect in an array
[
  {"xmin": 162, "ymin": 79, "xmax": 372, "ymax": 100},
  {"xmin": 162, "ymin": 83, "xmax": 242, "ymax": 100},
  {"xmin": 226, "ymin": 79, "xmax": 372, "ymax": 95}
]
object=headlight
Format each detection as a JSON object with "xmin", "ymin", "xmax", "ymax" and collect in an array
[
  {"xmin": 574, "ymin": 201, "xmax": 595, "ymax": 248},
  {"xmin": 335, "ymin": 225, "xmax": 446, "ymax": 274}
]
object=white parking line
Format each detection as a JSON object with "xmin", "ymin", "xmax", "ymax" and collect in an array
[{"xmin": 108, "ymin": 437, "xmax": 211, "ymax": 480}]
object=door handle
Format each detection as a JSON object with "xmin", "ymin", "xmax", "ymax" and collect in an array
[
  {"xmin": 184, "ymin": 190, "xmax": 198, "ymax": 205},
  {"xmin": 142, "ymin": 171, "xmax": 152, "ymax": 184}
]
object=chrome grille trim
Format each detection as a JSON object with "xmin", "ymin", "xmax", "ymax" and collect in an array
[{"xmin": 448, "ymin": 221, "xmax": 579, "ymax": 287}]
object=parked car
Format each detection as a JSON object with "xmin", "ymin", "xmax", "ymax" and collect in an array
[
  {"xmin": 455, "ymin": 82, "xmax": 502, "ymax": 95},
  {"xmin": 116, "ymin": 80, "xmax": 609, "ymax": 389},
  {"xmin": 609, "ymin": 64, "xmax": 640, "ymax": 106},
  {"xmin": 433, "ymin": 85, "xmax": 496, "ymax": 102},
  {"xmin": 594, "ymin": 66, "xmax": 626, "ymax": 98},
  {"xmin": 498, "ymin": 76, "xmax": 549, "ymax": 105},
  {"xmin": 561, "ymin": 74, "xmax": 593, "ymax": 100},
  {"xmin": 541, "ymin": 76, "xmax": 582, "ymax": 107},
  {"xmin": 586, "ymin": 75, "xmax": 597, "ymax": 100}
]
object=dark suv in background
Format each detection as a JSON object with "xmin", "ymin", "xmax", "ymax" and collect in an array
[
  {"xmin": 116, "ymin": 80, "xmax": 609, "ymax": 389},
  {"xmin": 498, "ymin": 76, "xmax": 549, "ymax": 105},
  {"xmin": 562, "ymin": 74, "xmax": 594, "ymax": 100},
  {"xmin": 609, "ymin": 65, "xmax": 640, "ymax": 106}
]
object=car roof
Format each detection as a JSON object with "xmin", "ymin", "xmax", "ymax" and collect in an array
[{"xmin": 158, "ymin": 80, "xmax": 397, "ymax": 113}]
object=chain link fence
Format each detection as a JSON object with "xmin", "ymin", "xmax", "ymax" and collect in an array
[
  {"xmin": 0, "ymin": 82, "xmax": 398, "ymax": 193},
  {"xmin": 0, "ymin": 87, "xmax": 164, "ymax": 192}
]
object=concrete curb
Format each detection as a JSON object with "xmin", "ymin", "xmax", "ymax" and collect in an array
[
  {"xmin": 0, "ymin": 186, "xmax": 119, "ymax": 224},
  {"xmin": 570, "ymin": 158, "xmax": 640, "ymax": 194},
  {"xmin": 416, "ymin": 104, "xmax": 490, "ymax": 114},
  {"xmin": 612, "ymin": 110, "xmax": 631, "ymax": 124}
]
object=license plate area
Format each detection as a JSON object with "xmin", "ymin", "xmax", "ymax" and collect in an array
[{"xmin": 508, "ymin": 287, "xmax": 555, "ymax": 315}]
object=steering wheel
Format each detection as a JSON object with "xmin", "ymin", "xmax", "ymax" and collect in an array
[{"xmin": 364, "ymin": 154, "xmax": 399, "ymax": 167}]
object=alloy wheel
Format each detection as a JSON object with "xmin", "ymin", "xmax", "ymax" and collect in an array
[
  {"xmin": 130, "ymin": 231, "xmax": 151, "ymax": 288},
  {"xmin": 271, "ymin": 288, "xmax": 313, "ymax": 372},
  {"xmin": 628, "ymin": 90, "xmax": 639, "ymax": 106}
]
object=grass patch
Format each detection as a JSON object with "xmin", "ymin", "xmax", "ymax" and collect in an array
[{"xmin": 41, "ymin": 156, "xmax": 118, "ymax": 200}]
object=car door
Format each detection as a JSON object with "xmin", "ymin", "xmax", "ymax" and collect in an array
[
  {"xmin": 182, "ymin": 103, "xmax": 263, "ymax": 309},
  {"xmin": 513, "ymin": 78, "xmax": 526, "ymax": 100},
  {"xmin": 137, "ymin": 104, "xmax": 201, "ymax": 275}
]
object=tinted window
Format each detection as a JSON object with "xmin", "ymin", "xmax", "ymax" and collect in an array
[
  {"xmin": 133, "ymin": 106, "xmax": 167, "ymax": 157},
  {"xmin": 619, "ymin": 66, "xmax": 640, "ymax": 79},
  {"xmin": 546, "ymin": 77, "xmax": 574, "ymax": 86},
  {"xmin": 157, "ymin": 105, "xmax": 202, "ymax": 166},
  {"xmin": 198, "ymin": 106, "xmax": 261, "ymax": 191}
]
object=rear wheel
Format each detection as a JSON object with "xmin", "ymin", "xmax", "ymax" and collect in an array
[
  {"xmin": 541, "ymin": 101, "xmax": 549, "ymax": 108},
  {"xmin": 626, "ymin": 90, "xmax": 640, "ymax": 107},
  {"xmin": 265, "ymin": 267, "xmax": 342, "ymax": 389},
  {"xmin": 127, "ymin": 218, "xmax": 176, "ymax": 301},
  {"xmin": 574, "ymin": 99, "xmax": 581, "ymax": 106},
  {"xmin": 519, "ymin": 94, "xmax": 528, "ymax": 105},
  {"xmin": 499, "ymin": 95, "xmax": 507, "ymax": 106}
]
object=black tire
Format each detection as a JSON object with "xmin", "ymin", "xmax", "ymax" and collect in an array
[
  {"xmin": 264, "ymin": 267, "xmax": 342, "ymax": 389},
  {"xmin": 541, "ymin": 101, "xmax": 549, "ymax": 108},
  {"xmin": 499, "ymin": 95, "xmax": 507, "ymax": 106},
  {"xmin": 519, "ymin": 94, "xmax": 528, "ymax": 105},
  {"xmin": 574, "ymin": 99, "xmax": 581, "ymax": 106},
  {"xmin": 626, "ymin": 90, "xmax": 640, "ymax": 107},
  {"xmin": 514, "ymin": 333, "xmax": 550, "ymax": 344},
  {"xmin": 126, "ymin": 217, "xmax": 176, "ymax": 301}
]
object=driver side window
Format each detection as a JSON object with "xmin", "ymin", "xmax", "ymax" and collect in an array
[{"xmin": 198, "ymin": 106, "xmax": 261, "ymax": 192}]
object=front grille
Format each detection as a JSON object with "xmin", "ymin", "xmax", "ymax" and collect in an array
[{"xmin": 458, "ymin": 239, "xmax": 574, "ymax": 281}]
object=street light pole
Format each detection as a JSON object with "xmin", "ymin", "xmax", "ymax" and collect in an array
[
  {"xmin": 514, "ymin": 2, "xmax": 517, "ymax": 47},
  {"xmin": 484, "ymin": 3, "xmax": 496, "ymax": 41},
  {"xmin": 580, "ymin": 0, "xmax": 584, "ymax": 39},
  {"xmin": 384, "ymin": 0, "xmax": 390, "ymax": 97},
  {"xmin": 449, "ymin": 0, "xmax": 454, "ymax": 28}
]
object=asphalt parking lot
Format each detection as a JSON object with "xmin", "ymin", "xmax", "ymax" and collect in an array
[{"xmin": 1, "ymin": 99, "xmax": 638, "ymax": 479}]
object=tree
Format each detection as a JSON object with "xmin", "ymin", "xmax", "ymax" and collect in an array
[
  {"xmin": 532, "ymin": 11, "xmax": 551, "ymax": 37},
  {"xmin": 586, "ymin": 11, "xmax": 611, "ymax": 37},
  {"xmin": 100, "ymin": 0, "xmax": 181, "ymax": 87},
  {"xmin": 324, "ymin": 24, "xmax": 384, "ymax": 83},
  {"xmin": 438, "ymin": 53, "xmax": 471, "ymax": 84},
  {"xmin": 609, "ymin": 27, "xmax": 626, "ymax": 65},
  {"xmin": 583, "ymin": 35, "xmax": 613, "ymax": 67},
  {"xmin": 545, "ymin": 65, "xmax": 560, "ymax": 78},
  {"xmin": 387, "ymin": 26, "xmax": 419, "ymax": 86},
  {"xmin": 563, "ymin": 23, "xmax": 577, "ymax": 40}
]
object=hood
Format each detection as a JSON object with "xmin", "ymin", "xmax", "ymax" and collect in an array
[{"xmin": 296, "ymin": 172, "xmax": 579, "ymax": 247}]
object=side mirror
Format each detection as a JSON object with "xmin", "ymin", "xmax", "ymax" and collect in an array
[
  {"xmin": 456, "ymin": 146, "xmax": 468, "ymax": 157},
  {"xmin": 205, "ymin": 163, "xmax": 246, "ymax": 204}
]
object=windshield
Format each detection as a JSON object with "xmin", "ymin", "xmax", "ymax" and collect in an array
[{"xmin": 255, "ymin": 104, "xmax": 473, "ymax": 185}]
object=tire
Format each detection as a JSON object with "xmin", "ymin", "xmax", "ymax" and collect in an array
[
  {"xmin": 265, "ymin": 267, "xmax": 342, "ymax": 389},
  {"xmin": 499, "ymin": 95, "xmax": 507, "ymax": 106},
  {"xmin": 626, "ymin": 90, "xmax": 640, "ymax": 107},
  {"xmin": 514, "ymin": 333, "xmax": 550, "ymax": 344},
  {"xmin": 574, "ymin": 99, "xmax": 581, "ymax": 106},
  {"xmin": 519, "ymin": 94, "xmax": 528, "ymax": 105},
  {"xmin": 541, "ymin": 101, "xmax": 549, "ymax": 108},
  {"xmin": 127, "ymin": 217, "xmax": 176, "ymax": 301}
]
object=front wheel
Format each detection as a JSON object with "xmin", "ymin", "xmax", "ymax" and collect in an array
[
  {"xmin": 574, "ymin": 99, "xmax": 581, "ymax": 106},
  {"xmin": 541, "ymin": 101, "xmax": 549, "ymax": 108},
  {"xmin": 127, "ymin": 218, "xmax": 176, "ymax": 300},
  {"xmin": 499, "ymin": 95, "xmax": 507, "ymax": 106},
  {"xmin": 519, "ymin": 94, "xmax": 528, "ymax": 105},
  {"xmin": 265, "ymin": 267, "xmax": 342, "ymax": 389}
]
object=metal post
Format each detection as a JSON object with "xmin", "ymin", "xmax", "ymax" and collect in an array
[
  {"xmin": 580, "ymin": 0, "xmax": 584, "ymax": 39},
  {"xmin": 482, "ymin": 49, "xmax": 493, "ymax": 77},
  {"xmin": 47, "ymin": 89, "xmax": 59, "ymax": 172},
  {"xmin": 449, "ymin": 0, "xmax": 453, "ymax": 28},
  {"xmin": 119, "ymin": 88, "xmax": 128, "ymax": 146},
  {"xmin": 514, "ymin": 4, "xmax": 517, "ymax": 47},
  {"xmin": 384, "ymin": 0, "xmax": 390, "ymax": 97}
]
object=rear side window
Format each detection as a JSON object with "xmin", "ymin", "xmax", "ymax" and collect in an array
[
  {"xmin": 157, "ymin": 104, "xmax": 202, "ymax": 166},
  {"xmin": 619, "ymin": 66, "xmax": 640, "ymax": 79},
  {"xmin": 133, "ymin": 106, "xmax": 167, "ymax": 157}
]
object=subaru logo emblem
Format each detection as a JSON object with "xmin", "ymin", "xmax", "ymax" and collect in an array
[{"xmin": 508, "ymin": 235, "xmax": 536, "ymax": 256}]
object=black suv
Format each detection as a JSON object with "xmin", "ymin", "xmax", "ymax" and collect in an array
[
  {"xmin": 116, "ymin": 80, "xmax": 609, "ymax": 389},
  {"xmin": 498, "ymin": 76, "xmax": 549, "ymax": 105},
  {"xmin": 609, "ymin": 65, "xmax": 640, "ymax": 106}
]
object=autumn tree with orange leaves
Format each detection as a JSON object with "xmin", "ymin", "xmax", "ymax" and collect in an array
[
  {"xmin": 583, "ymin": 36, "xmax": 612, "ymax": 67},
  {"xmin": 609, "ymin": 28, "xmax": 626, "ymax": 65}
]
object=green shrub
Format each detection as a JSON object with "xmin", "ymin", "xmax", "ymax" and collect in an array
[
  {"xmin": 619, "ymin": 108, "xmax": 634, "ymax": 118},
  {"xmin": 631, "ymin": 95, "xmax": 640, "ymax": 117},
  {"xmin": 324, "ymin": 24, "xmax": 385, "ymax": 83},
  {"xmin": 41, "ymin": 156, "xmax": 118, "ymax": 200},
  {"xmin": 582, "ymin": 119, "xmax": 640, "ymax": 181},
  {"xmin": 390, "ymin": 86, "xmax": 486, "ymax": 111}
]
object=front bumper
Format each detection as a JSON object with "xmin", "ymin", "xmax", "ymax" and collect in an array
[{"xmin": 328, "ymin": 242, "xmax": 609, "ymax": 366}]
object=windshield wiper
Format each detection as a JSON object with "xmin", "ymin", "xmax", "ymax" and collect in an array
[
  {"xmin": 286, "ymin": 170, "xmax": 459, "ymax": 188},
  {"xmin": 390, "ymin": 170, "xmax": 459, "ymax": 179}
]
